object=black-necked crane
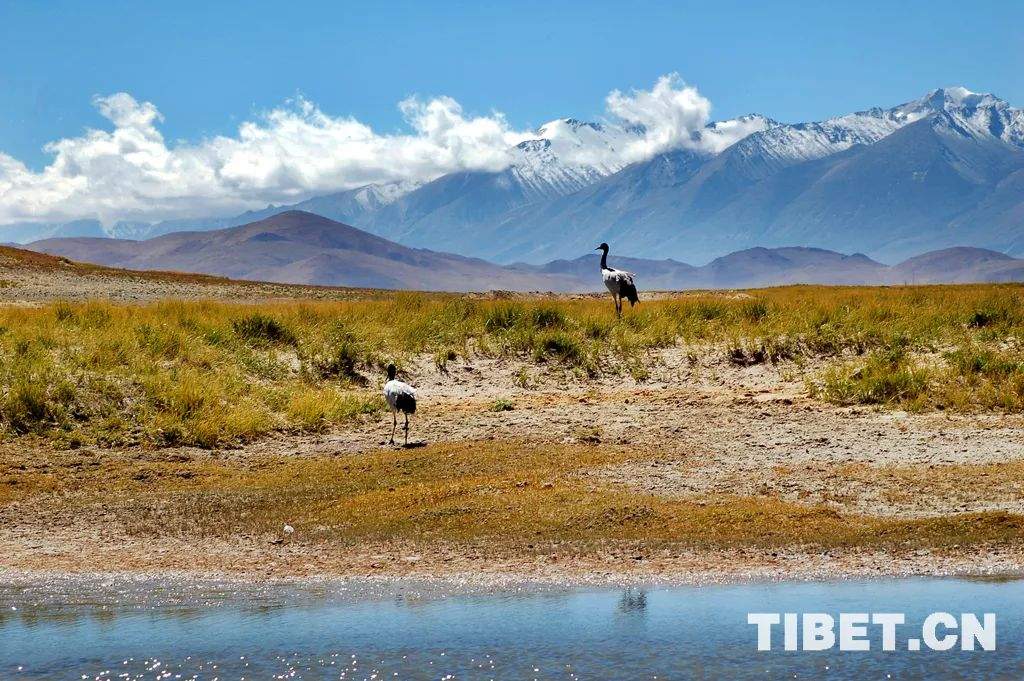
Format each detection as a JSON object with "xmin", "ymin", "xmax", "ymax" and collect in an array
[
  {"xmin": 596, "ymin": 242, "xmax": 639, "ymax": 317},
  {"xmin": 383, "ymin": 363, "xmax": 417, "ymax": 446}
]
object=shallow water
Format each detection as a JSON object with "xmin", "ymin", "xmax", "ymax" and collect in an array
[{"xmin": 2, "ymin": 576, "xmax": 1022, "ymax": 679}]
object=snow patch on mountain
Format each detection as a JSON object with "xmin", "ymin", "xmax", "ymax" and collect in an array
[
  {"xmin": 506, "ymin": 118, "xmax": 645, "ymax": 199},
  {"xmin": 701, "ymin": 114, "xmax": 779, "ymax": 153},
  {"xmin": 727, "ymin": 87, "xmax": 1022, "ymax": 180},
  {"xmin": 915, "ymin": 88, "xmax": 1024, "ymax": 148},
  {"xmin": 351, "ymin": 180, "xmax": 422, "ymax": 210},
  {"xmin": 507, "ymin": 113, "xmax": 776, "ymax": 200}
]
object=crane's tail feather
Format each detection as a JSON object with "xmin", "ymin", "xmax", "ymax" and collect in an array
[
  {"xmin": 622, "ymin": 281, "xmax": 639, "ymax": 306},
  {"xmin": 395, "ymin": 392, "xmax": 417, "ymax": 414}
]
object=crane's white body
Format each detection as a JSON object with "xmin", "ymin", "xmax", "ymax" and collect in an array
[
  {"xmin": 602, "ymin": 267, "xmax": 635, "ymax": 297},
  {"xmin": 383, "ymin": 371, "xmax": 417, "ymax": 445},
  {"xmin": 597, "ymin": 244, "xmax": 639, "ymax": 316},
  {"xmin": 383, "ymin": 379, "xmax": 416, "ymax": 411}
]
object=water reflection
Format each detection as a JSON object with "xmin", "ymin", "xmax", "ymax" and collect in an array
[
  {"xmin": 2, "ymin": 577, "xmax": 1023, "ymax": 679},
  {"xmin": 617, "ymin": 587, "xmax": 647, "ymax": 613}
]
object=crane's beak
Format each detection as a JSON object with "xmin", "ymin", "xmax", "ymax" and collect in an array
[{"xmin": 595, "ymin": 246, "xmax": 601, "ymax": 251}]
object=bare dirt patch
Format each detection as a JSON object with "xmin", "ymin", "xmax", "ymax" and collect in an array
[{"xmin": 5, "ymin": 347, "xmax": 1024, "ymax": 582}]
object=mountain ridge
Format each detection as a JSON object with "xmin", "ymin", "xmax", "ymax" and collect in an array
[
  {"xmin": 27, "ymin": 211, "xmax": 581, "ymax": 292},
  {"xmin": 6, "ymin": 86, "xmax": 1023, "ymax": 266},
  {"xmin": 27, "ymin": 211, "xmax": 1024, "ymax": 292}
]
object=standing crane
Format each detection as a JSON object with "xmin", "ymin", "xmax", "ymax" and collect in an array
[
  {"xmin": 383, "ymin": 363, "xmax": 417, "ymax": 446},
  {"xmin": 596, "ymin": 242, "xmax": 639, "ymax": 317}
]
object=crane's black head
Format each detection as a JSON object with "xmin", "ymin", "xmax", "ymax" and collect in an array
[
  {"xmin": 595, "ymin": 242, "xmax": 609, "ymax": 252},
  {"xmin": 386, "ymin": 363, "xmax": 397, "ymax": 380}
]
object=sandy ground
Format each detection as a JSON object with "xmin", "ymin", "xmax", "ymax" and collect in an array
[
  {"xmin": 3, "ymin": 537, "xmax": 1023, "ymax": 588},
  {"xmin": 232, "ymin": 349, "xmax": 1024, "ymax": 518},
  {"xmin": 0, "ymin": 250, "xmax": 389, "ymax": 303},
  {"xmin": 4, "ymin": 347, "xmax": 1024, "ymax": 585}
]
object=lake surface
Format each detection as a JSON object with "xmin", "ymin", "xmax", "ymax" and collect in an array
[{"xmin": 2, "ymin": 575, "xmax": 1023, "ymax": 679}]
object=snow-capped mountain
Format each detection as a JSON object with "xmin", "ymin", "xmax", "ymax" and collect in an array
[
  {"xmin": 508, "ymin": 119, "xmax": 639, "ymax": 199},
  {"xmin": 720, "ymin": 87, "xmax": 1021, "ymax": 181},
  {"xmin": 5, "ymin": 86, "xmax": 1022, "ymax": 267},
  {"xmin": 484, "ymin": 86, "xmax": 1024, "ymax": 264},
  {"xmin": 356, "ymin": 112, "xmax": 779, "ymax": 253},
  {"xmin": 331, "ymin": 86, "xmax": 1021, "ymax": 264},
  {"xmin": 922, "ymin": 86, "xmax": 1024, "ymax": 148},
  {"xmin": 359, "ymin": 86, "xmax": 1024, "ymax": 264},
  {"xmin": 700, "ymin": 114, "xmax": 779, "ymax": 150},
  {"xmin": 279, "ymin": 179, "xmax": 422, "ymax": 224},
  {"xmin": 507, "ymin": 114, "xmax": 780, "ymax": 196},
  {"xmin": 354, "ymin": 179, "xmax": 422, "ymax": 208},
  {"xmin": 345, "ymin": 117, "xmax": 656, "ymax": 248},
  {"xmin": 0, "ymin": 110, "xmax": 770, "ymax": 245},
  {"xmin": 491, "ymin": 116, "xmax": 651, "ymax": 201}
]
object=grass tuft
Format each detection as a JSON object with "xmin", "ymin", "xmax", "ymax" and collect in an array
[
  {"xmin": 232, "ymin": 313, "xmax": 296, "ymax": 345},
  {"xmin": 489, "ymin": 398, "xmax": 515, "ymax": 412},
  {"xmin": 814, "ymin": 345, "xmax": 931, "ymax": 408}
]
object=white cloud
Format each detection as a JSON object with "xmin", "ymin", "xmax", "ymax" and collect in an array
[
  {"xmin": 0, "ymin": 75, "xmax": 757, "ymax": 226},
  {"xmin": 607, "ymin": 73, "xmax": 713, "ymax": 162},
  {"xmin": 606, "ymin": 73, "xmax": 770, "ymax": 160}
]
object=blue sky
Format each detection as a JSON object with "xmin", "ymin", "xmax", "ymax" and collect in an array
[
  {"xmin": 1, "ymin": 0, "xmax": 1021, "ymax": 169},
  {"xmin": 0, "ymin": 0, "xmax": 1021, "ymax": 226}
]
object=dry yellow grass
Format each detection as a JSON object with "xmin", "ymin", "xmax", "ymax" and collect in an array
[
  {"xmin": 841, "ymin": 460, "xmax": 1024, "ymax": 506},
  {"xmin": 6, "ymin": 440, "xmax": 1024, "ymax": 553},
  {"xmin": 4, "ymin": 283, "xmax": 1024, "ymax": 447}
]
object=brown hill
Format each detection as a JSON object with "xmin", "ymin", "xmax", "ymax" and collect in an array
[
  {"xmin": 890, "ymin": 247, "xmax": 1024, "ymax": 284},
  {"xmin": 29, "ymin": 211, "xmax": 579, "ymax": 292},
  {"xmin": 24, "ymin": 212, "xmax": 1024, "ymax": 293},
  {"xmin": 522, "ymin": 246, "xmax": 1024, "ymax": 289},
  {"xmin": 0, "ymin": 243, "xmax": 400, "ymax": 303}
]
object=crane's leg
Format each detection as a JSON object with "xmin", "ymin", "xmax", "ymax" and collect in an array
[
  {"xmin": 403, "ymin": 412, "xmax": 410, "ymax": 446},
  {"xmin": 389, "ymin": 411, "xmax": 397, "ymax": 445}
]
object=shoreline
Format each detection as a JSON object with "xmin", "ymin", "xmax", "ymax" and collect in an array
[{"xmin": 4, "ymin": 540, "xmax": 1024, "ymax": 590}]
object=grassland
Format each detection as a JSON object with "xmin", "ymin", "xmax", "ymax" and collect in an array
[
  {"xmin": 3, "ymin": 284, "xmax": 1024, "ymax": 448},
  {"xmin": 5, "ymin": 282, "xmax": 1024, "ymax": 581}
]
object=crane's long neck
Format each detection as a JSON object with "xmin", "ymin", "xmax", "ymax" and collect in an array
[{"xmin": 600, "ymin": 248, "xmax": 608, "ymax": 270}]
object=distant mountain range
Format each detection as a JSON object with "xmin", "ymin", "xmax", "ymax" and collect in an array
[
  {"xmin": 522, "ymin": 245, "xmax": 1024, "ymax": 289},
  {"xmin": 6, "ymin": 86, "xmax": 1022, "ymax": 267},
  {"xmin": 27, "ymin": 211, "xmax": 1024, "ymax": 292},
  {"xmin": 27, "ymin": 212, "xmax": 578, "ymax": 292},
  {"xmin": 388, "ymin": 86, "xmax": 1023, "ymax": 265}
]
